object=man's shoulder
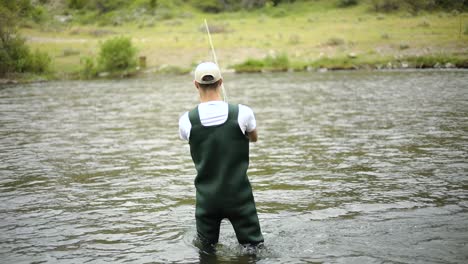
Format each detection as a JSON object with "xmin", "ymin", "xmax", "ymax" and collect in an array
[
  {"xmin": 238, "ymin": 104, "xmax": 254, "ymax": 115},
  {"xmin": 179, "ymin": 111, "xmax": 189, "ymax": 124}
]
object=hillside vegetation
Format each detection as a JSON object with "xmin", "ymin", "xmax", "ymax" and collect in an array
[{"xmin": 2, "ymin": 0, "xmax": 468, "ymax": 80}]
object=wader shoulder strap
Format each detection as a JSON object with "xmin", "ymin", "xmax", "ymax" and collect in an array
[
  {"xmin": 228, "ymin": 104, "xmax": 239, "ymax": 121},
  {"xmin": 188, "ymin": 106, "xmax": 201, "ymax": 126}
]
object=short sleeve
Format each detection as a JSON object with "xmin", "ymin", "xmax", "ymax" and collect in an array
[
  {"xmin": 238, "ymin": 104, "xmax": 256, "ymax": 134},
  {"xmin": 179, "ymin": 112, "xmax": 191, "ymax": 141}
]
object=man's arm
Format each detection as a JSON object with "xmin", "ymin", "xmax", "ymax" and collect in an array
[
  {"xmin": 239, "ymin": 104, "xmax": 257, "ymax": 142},
  {"xmin": 179, "ymin": 112, "xmax": 191, "ymax": 141},
  {"xmin": 246, "ymin": 129, "xmax": 258, "ymax": 142}
]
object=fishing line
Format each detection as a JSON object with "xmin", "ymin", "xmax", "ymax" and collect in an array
[{"xmin": 204, "ymin": 19, "xmax": 228, "ymax": 102}]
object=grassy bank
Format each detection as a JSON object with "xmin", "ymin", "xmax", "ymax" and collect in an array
[
  {"xmin": 16, "ymin": 0, "xmax": 468, "ymax": 79},
  {"xmin": 232, "ymin": 53, "xmax": 468, "ymax": 72}
]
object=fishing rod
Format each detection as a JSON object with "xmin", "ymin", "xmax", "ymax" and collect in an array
[{"xmin": 204, "ymin": 19, "xmax": 228, "ymax": 102}]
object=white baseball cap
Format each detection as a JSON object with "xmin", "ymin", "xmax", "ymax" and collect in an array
[{"xmin": 194, "ymin": 62, "xmax": 222, "ymax": 84}]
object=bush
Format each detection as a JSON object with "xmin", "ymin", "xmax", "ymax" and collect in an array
[
  {"xmin": 192, "ymin": 0, "xmax": 269, "ymax": 13},
  {"xmin": 97, "ymin": 36, "xmax": 137, "ymax": 72},
  {"xmin": 434, "ymin": 0, "xmax": 467, "ymax": 10},
  {"xmin": 371, "ymin": 0, "xmax": 401, "ymax": 12},
  {"xmin": 264, "ymin": 53, "xmax": 290, "ymax": 70},
  {"xmin": 68, "ymin": 0, "xmax": 129, "ymax": 13},
  {"xmin": 27, "ymin": 49, "xmax": 52, "ymax": 73},
  {"xmin": 0, "ymin": 5, "xmax": 51, "ymax": 76},
  {"xmin": 0, "ymin": 36, "xmax": 28, "ymax": 75},
  {"xmin": 94, "ymin": 0, "xmax": 128, "ymax": 14},
  {"xmin": 192, "ymin": 0, "xmax": 223, "ymax": 13},
  {"xmin": 0, "ymin": 34, "xmax": 51, "ymax": 76},
  {"xmin": 371, "ymin": 0, "xmax": 467, "ymax": 12},
  {"xmin": 67, "ymin": 0, "xmax": 89, "ymax": 9},
  {"xmin": 30, "ymin": 5, "xmax": 47, "ymax": 23},
  {"xmin": 326, "ymin": 37, "xmax": 345, "ymax": 46},
  {"xmin": 80, "ymin": 56, "xmax": 97, "ymax": 79},
  {"xmin": 338, "ymin": 0, "xmax": 359, "ymax": 8}
]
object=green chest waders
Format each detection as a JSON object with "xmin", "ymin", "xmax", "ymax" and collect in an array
[{"xmin": 188, "ymin": 104, "xmax": 263, "ymax": 246}]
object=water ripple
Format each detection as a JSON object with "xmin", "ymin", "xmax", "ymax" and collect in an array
[{"xmin": 1, "ymin": 71, "xmax": 467, "ymax": 263}]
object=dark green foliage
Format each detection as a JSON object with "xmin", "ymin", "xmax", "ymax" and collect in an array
[
  {"xmin": 30, "ymin": 5, "xmax": 47, "ymax": 23},
  {"xmin": 326, "ymin": 37, "xmax": 345, "ymax": 46},
  {"xmin": 370, "ymin": 0, "xmax": 400, "ymax": 12},
  {"xmin": 434, "ymin": 0, "xmax": 467, "ymax": 10},
  {"xmin": 67, "ymin": 0, "xmax": 89, "ymax": 9},
  {"xmin": 80, "ymin": 56, "xmax": 97, "ymax": 79},
  {"xmin": 371, "ymin": 0, "xmax": 467, "ymax": 12},
  {"xmin": 1, "ymin": 0, "xmax": 48, "ymax": 23},
  {"xmin": 192, "ymin": 0, "xmax": 223, "ymax": 13},
  {"xmin": 149, "ymin": 0, "xmax": 157, "ymax": 10},
  {"xmin": 0, "ymin": 0, "xmax": 36, "ymax": 19},
  {"xmin": 0, "ymin": 4, "xmax": 51, "ymax": 76},
  {"xmin": 0, "ymin": 35, "xmax": 51, "ymax": 76},
  {"xmin": 94, "ymin": 0, "xmax": 127, "ymax": 14},
  {"xmin": 98, "ymin": 36, "xmax": 137, "ymax": 72},
  {"xmin": 271, "ymin": 0, "xmax": 297, "ymax": 6},
  {"xmin": 27, "ymin": 49, "xmax": 52, "ymax": 73},
  {"xmin": 338, "ymin": 0, "xmax": 359, "ymax": 8},
  {"xmin": 0, "ymin": 35, "xmax": 29, "ymax": 75},
  {"xmin": 192, "ymin": 0, "xmax": 271, "ymax": 13},
  {"xmin": 68, "ymin": 0, "xmax": 129, "ymax": 13}
]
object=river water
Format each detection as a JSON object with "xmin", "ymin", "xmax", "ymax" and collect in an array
[{"xmin": 0, "ymin": 70, "xmax": 467, "ymax": 263}]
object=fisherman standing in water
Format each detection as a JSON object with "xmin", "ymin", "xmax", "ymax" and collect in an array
[{"xmin": 179, "ymin": 62, "xmax": 264, "ymax": 250}]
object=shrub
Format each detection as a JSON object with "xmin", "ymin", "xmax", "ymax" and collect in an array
[
  {"xmin": 149, "ymin": 0, "xmax": 158, "ymax": 10},
  {"xmin": 0, "ymin": 35, "xmax": 51, "ymax": 76},
  {"xmin": 326, "ymin": 37, "xmax": 345, "ymax": 46},
  {"xmin": 97, "ymin": 36, "xmax": 137, "ymax": 72},
  {"xmin": 192, "ymin": 0, "xmax": 223, "ymax": 13},
  {"xmin": 371, "ymin": 0, "xmax": 467, "ymax": 13},
  {"xmin": 399, "ymin": 43, "xmax": 410, "ymax": 50},
  {"xmin": 371, "ymin": 0, "xmax": 401, "ymax": 12},
  {"xmin": 68, "ymin": 0, "xmax": 89, "ymax": 9},
  {"xmin": 30, "ymin": 5, "xmax": 48, "ymax": 23},
  {"xmin": 27, "ymin": 49, "xmax": 52, "ymax": 73},
  {"xmin": 192, "ymin": 0, "xmax": 269, "ymax": 12},
  {"xmin": 80, "ymin": 56, "xmax": 97, "ymax": 79},
  {"xmin": 62, "ymin": 48, "xmax": 80, "ymax": 57},
  {"xmin": 434, "ymin": 0, "xmax": 467, "ymax": 10},
  {"xmin": 232, "ymin": 58, "xmax": 265, "ymax": 72},
  {"xmin": 264, "ymin": 53, "xmax": 290, "ymax": 70},
  {"xmin": 338, "ymin": 0, "xmax": 359, "ymax": 8},
  {"xmin": 0, "ymin": 36, "xmax": 28, "ymax": 75},
  {"xmin": 0, "ymin": 5, "xmax": 51, "ymax": 76}
]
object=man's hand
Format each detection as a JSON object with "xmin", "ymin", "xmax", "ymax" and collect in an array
[{"xmin": 246, "ymin": 129, "xmax": 258, "ymax": 142}]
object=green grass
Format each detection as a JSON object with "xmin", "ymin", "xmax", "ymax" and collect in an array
[
  {"xmin": 17, "ymin": 0, "xmax": 468, "ymax": 79},
  {"xmin": 232, "ymin": 53, "xmax": 290, "ymax": 72}
]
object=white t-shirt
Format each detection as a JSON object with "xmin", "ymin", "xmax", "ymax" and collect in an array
[{"xmin": 179, "ymin": 101, "xmax": 256, "ymax": 141}]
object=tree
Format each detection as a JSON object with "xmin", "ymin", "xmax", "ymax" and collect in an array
[{"xmin": 0, "ymin": 3, "xmax": 51, "ymax": 76}]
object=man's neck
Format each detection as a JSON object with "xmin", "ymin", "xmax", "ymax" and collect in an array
[{"xmin": 200, "ymin": 91, "xmax": 222, "ymax": 103}]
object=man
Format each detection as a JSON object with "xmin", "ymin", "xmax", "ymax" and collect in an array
[{"xmin": 179, "ymin": 62, "xmax": 264, "ymax": 249}]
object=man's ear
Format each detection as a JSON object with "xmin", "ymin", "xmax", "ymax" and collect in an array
[{"xmin": 194, "ymin": 80, "xmax": 199, "ymax": 90}]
